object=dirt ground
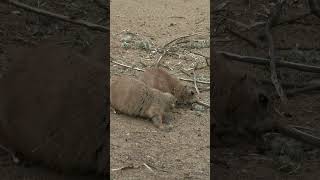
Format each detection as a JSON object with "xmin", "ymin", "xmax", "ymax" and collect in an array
[
  {"xmin": 213, "ymin": 0, "xmax": 320, "ymax": 179},
  {"xmin": 0, "ymin": 1, "xmax": 107, "ymax": 179},
  {"xmin": 110, "ymin": 0, "xmax": 210, "ymax": 179}
]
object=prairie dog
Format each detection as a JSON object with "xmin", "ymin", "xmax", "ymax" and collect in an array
[
  {"xmin": 138, "ymin": 67, "xmax": 195, "ymax": 105},
  {"xmin": 213, "ymin": 51, "xmax": 271, "ymax": 138},
  {"xmin": 110, "ymin": 75, "xmax": 177, "ymax": 129}
]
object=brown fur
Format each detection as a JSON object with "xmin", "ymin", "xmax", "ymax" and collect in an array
[
  {"xmin": 0, "ymin": 39, "xmax": 107, "ymax": 175},
  {"xmin": 212, "ymin": 51, "xmax": 272, "ymax": 140},
  {"xmin": 213, "ymin": 52, "xmax": 320, "ymax": 148},
  {"xmin": 110, "ymin": 75, "xmax": 177, "ymax": 129},
  {"xmin": 138, "ymin": 67, "xmax": 195, "ymax": 105}
]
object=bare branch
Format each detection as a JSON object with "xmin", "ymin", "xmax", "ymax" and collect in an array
[
  {"xmin": 5, "ymin": 0, "xmax": 109, "ymax": 32},
  {"xmin": 265, "ymin": 0, "xmax": 287, "ymax": 104},
  {"xmin": 216, "ymin": 51, "xmax": 320, "ymax": 73}
]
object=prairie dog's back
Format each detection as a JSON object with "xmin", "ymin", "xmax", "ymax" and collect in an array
[
  {"xmin": 139, "ymin": 67, "xmax": 195, "ymax": 104},
  {"xmin": 110, "ymin": 75, "xmax": 176, "ymax": 118}
]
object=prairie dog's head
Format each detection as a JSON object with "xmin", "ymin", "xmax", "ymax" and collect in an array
[
  {"xmin": 162, "ymin": 92, "xmax": 177, "ymax": 110},
  {"xmin": 175, "ymin": 85, "xmax": 196, "ymax": 105}
]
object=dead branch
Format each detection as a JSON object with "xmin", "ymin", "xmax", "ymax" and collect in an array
[
  {"xmin": 110, "ymin": 59, "xmax": 210, "ymax": 84},
  {"xmin": 155, "ymin": 50, "xmax": 167, "ymax": 67},
  {"xmin": 163, "ymin": 33, "xmax": 203, "ymax": 49},
  {"xmin": 0, "ymin": 144, "xmax": 19, "ymax": 164},
  {"xmin": 5, "ymin": 0, "xmax": 109, "ymax": 32},
  {"xmin": 179, "ymin": 77, "xmax": 210, "ymax": 85},
  {"xmin": 286, "ymin": 84, "xmax": 320, "ymax": 97},
  {"xmin": 195, "ymin": 100, "xmax": 210, "ymax": 108},
  {"xmin": 216, "ymin": 51, "xmax": 320, "ymax": 73},
  {"xmin": 111, "ymin": 60, "xmax": 144, "ymax": 72},
  {"xmin": 193, "ymin": 63, "xmax": 200, "ymax": 95},
  {"xmin": 226, "ymin": 28, "xmax": 258, "ymax": 48},
  {"xmin": 278, "ymin": 125, "xmax": 320, "ymax": 148},
  {"xmin": 261, "ymin": 80, "xmax": 310, "ymax": 88},
  {"xmin": 265, "ymin": 0, "xmax": 287, "ymax": 104}
]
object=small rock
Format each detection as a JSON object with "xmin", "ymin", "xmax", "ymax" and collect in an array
[{"xmin": 121, "ymin": 42, "xmax": 130, "ymax": 49}]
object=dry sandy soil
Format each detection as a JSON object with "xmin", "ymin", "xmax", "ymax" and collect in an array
[{"xmin": 110, "ymin": 0, "xmax": 210, "ymax": 179}]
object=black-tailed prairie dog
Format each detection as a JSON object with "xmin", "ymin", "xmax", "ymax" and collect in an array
[
  {"xmin": 138, "ymin": 67, "xmax": 195, "ymax": 106},
  {"xmin": 110, "ymin": 75, "xmax": 177, "ymax": 129}
]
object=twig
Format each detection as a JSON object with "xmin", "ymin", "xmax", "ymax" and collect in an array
[
  {"xmin": 111, "ymin": 60, "xmax": 144, "ymax": 72},
  {"xmin": 0, "ymin": 144, "xmax": 19, "ymax": 164},
  {"xmin": 261, "ymin": 80, "xmax": 309, "ymax": 88},
  {"xmin": 143, "ymin": 163, "xmax": 155, "ymax": 173},
  {"xmin": 193, "ymin": 63, "xmax": 200, "ymax": 95},
  {"xmin": 163, "ymin": 33, "xmax": 203, "ymax": 49},
  {"xmin": 178, "ymin": 77, "xmax": 210, "ymax": 85},
  {"xmin": 111, "ymin": 165, "xmax": 136, "ymax": 171},
  {"xmin": 199, "ymin": 86, "xmax": 210, "ymax": 92},
  {"xmin": 5, "ymin": 0, "xmax": 109, "ymax": 32},
  {"xmin": 286, "ymin": 84, "xmax": 320, "ymax": 97},
  {"xmin": 279, "ymin": 125, "xmax": 320, "ymax": 148},
  {"xmin": 216, "ymin": 51, "xmax": 320, "ymax": 73},
  {"xmin": 226, "ymin": 28, "xmax": 258, "ymax": 48},
  {"xmin": 195, "ymin": 100, "xmax": 210, "ymax": 108},
  {"xmin": 265, "ymin": 0, "xmax": 287, "ymax": 104},
  {"xmin": 111, "ymin": 59, "xmax": 210, "ymax": 84},
  {"xmin": 155, "ymin": 50, "xmax": 167, "ymax": 67}
]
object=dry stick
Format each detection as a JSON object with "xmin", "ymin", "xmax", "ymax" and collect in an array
[
  {"xmin": 226, "ymin": 28, "xmax": 258, "ymax": 48},
  {"xmin": 286, "ymin": 84, "xmax": 320, "ymax": 97},
  {"xmin": 265, "ymin": 0, "xmax": 287, "ymax": 104},
  {"xmin": 111, "ymin": 60, "xmax": 144, "ymax": 72},
  {"xmin": 155, "ymin": 50, "xmax": 167, "ymax": 67},
  {"xmin": 110, "ymin": 60, "xmax": 210, "ymax": 84},
  {"xmin": 279, "ymin": 125, "xmax": 320, "ymax": 148},
  {"xmin": 216, "ymin": 51, "xmax": 320, "ymax": 73},
  {"xmin": 193, "ymin": 62, "xmax": 200, "ymax": 95},
  {"xmin": 261, "ymin": 80, "xmax": 309, "ymax": 88},
  {"xmin": 163, "ymin": 33, "xmax": 205, "ymax": 49},
  {"xmin": 0, "ymin": 144, "xmax": 19, "ymax": 164},
  {"xmin": 5, "ymin": 0, "xmax": 109, "ymax": 32},
  {"xmin": 195, "ymin": 100, "xmax": 210, "ymax": 108}
]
